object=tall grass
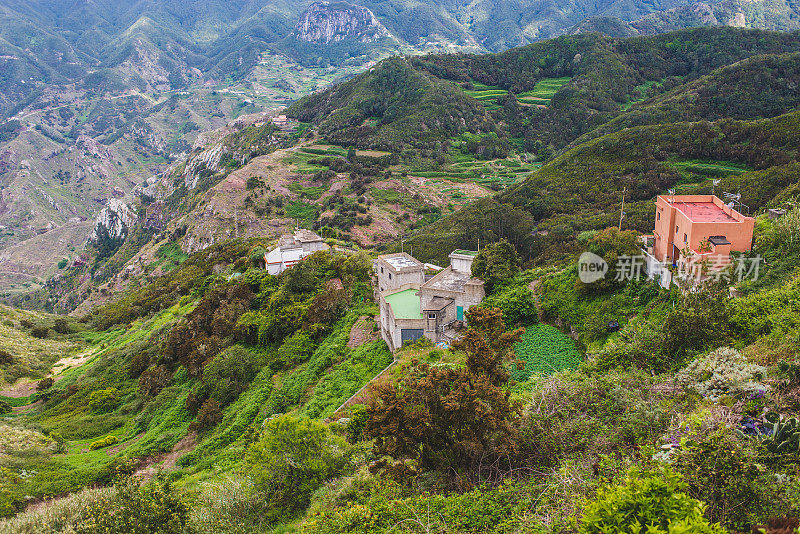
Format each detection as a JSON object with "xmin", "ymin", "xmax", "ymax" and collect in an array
[{"xmin": 0, "ymin": 487, "xmax": 112, "ymax": 534}]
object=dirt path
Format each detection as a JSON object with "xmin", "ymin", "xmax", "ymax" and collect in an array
[
  {"xmin": 0, "ymin": 379, "xmax": 37, "ymax": 398},
  {"xmin": 1, "ymin": 348, "xmax": 96, "ymax": 401},
  {"xmin": 347, "ymin": 316, "xmax": 378, "ymax": 348},
  {"xmin": 134, "ymin": 433, "xmax": 197, "ymax": 480}
]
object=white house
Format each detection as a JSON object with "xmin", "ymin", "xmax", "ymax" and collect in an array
[
  {"xmin": 265, "ymin": 229, "xmax": 329, "ymax": 275},
  {"xmin": 375, "ymin": 250, "xmax": 485, "ymax": 351}
]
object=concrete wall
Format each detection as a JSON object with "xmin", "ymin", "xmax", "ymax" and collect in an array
[
  {"xmin": 449, "ymin": 252, "xmax": 476, "ymax": 274},
  {"xmin": 653, "ymin": 195, "xmax": 754, "ymax": 263},
  {"xmin": 375, "ymin": 255, "xmax": 424, "ymax": 293}
]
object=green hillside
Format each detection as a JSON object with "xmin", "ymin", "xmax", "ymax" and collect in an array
[{"xmin": 4, "ymin": 24, "xmax": 800, "ymax": 534}]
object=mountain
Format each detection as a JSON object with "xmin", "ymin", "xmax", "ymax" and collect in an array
[
  {"xmin": 573, "ymin": 0, "xmax": 800, "ymax": 38},
  {"xmin": 5, "ymin": 25, "xmax": 796, "ymax": 315},
  {"xmin": 4, "ymin": 1, "xmax": 800, "ymax": 299}
]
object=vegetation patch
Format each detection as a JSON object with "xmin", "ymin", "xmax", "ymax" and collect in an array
[{"xmin": 511, "ymin": 324, "xmax": 582, "ymax": 381}]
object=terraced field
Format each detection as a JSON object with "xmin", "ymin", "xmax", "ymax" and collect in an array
[
  {"xmin": 516, "ymin": 77, "xmax": 572, "ymax": 106},
  {"xmin": 464, "ymin": 83, "xmax": 508, "ymax": 111},
  {"xmin": 464, "ymin": 78, "xmax": 571, "ymax": 109}
]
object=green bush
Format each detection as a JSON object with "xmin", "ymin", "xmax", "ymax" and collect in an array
[
  {"xmin": 480, "ymin": 282, "xmax": 538, "ymax": 327},
  {"xmin": 471, "ymin": 239, "xmax": 520, "ymax": 292},
  {"xmin": 246, "ymin": 414, "xmax": 352, "ymax": 522},
  {"xmin": 74, "ymin": 476, "xmax": 189, "ymax": 534},
  {"xmin": 202, "ymin": 345, "xmax": 261, "ymax": 407},
  {"xmin": 89, "ymin": 435, "xmax": 119, "ymax": 450},
  {"xmin": 579, "ymin": 465, "xmax": 726, "ymax": 534},
  {"xmin": 87, "ymin": 388, "xmax": 122, "ymax": 413},
  {"xmin": 673, "ymin": 430, "xmax": 788, "ymax": 531},
  {"xmin": 273, "ymin": 331, "xmax": 316, "ymax": 370}
]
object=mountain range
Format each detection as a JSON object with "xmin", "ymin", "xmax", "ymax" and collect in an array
[{"xmin": 2, "ymin": 0, "xmax": 800, "ymax": 305}]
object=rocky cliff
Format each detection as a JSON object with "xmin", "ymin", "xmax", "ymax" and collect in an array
[
  {"xmin": 90, "ymin": 199, "xmax": 138, "ymax": 243},
  {"xmin": 294, "ymin": 1, "xmax": 392, "ymax": 44}
]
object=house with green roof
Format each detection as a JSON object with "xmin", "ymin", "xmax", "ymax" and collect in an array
[{"xmin": 375, "ymin": 250, "xmax": 485, "ymax": 351}]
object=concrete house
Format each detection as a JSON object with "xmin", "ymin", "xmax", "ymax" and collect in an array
[
  {"xmin": 375, "ymin": 250, "xmax": 485, "ymax": 351},
  {"xmin": 641, "ymin": 194, "xmax": 755, "ymax": 286},
  {"xmin": 265, "ymin": 229, "xmax": 329, "ymax": 275}
]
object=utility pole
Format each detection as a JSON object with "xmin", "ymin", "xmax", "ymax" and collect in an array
[{"xmin": 619, "ymin": 187, "xmax": 626, "ymax": 231}]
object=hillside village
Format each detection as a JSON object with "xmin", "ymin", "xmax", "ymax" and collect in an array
[{"xmin": 3, "ymin": 24, "xmax": 800, "ymax": 534}]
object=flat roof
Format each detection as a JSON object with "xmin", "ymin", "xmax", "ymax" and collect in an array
[
  {"xmin": 452, "ymin": 249, "xmax": 479, "ymax": 256},
  {"xmin": 384, "ymin": 289, "xmax": 423, "ymax": 320},
  {"xmin": 383, "ymin": 254, "xmax": 422, "ymax": 270},
  {"xmin": 674, "ymin": 201, "xmax": 737, "ymax": 223}
]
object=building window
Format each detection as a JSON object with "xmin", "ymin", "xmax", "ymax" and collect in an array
[
  {"xmin": 657, "ymin": 212, "xmax": 660, "ymax": 221},
  {"xmin": 380, "ymin": 267, "xmax": 384, "ymax": 273},
  {"xmin": 684, "ymin": 233, "xmax": 688, "ymax": 243},
  {"xmin": 428, "ymin": 312, "xmax": 436, "ymax": 319},
  {"xmin": 388, "ymin": 273, "xmax": 392, "ymax": 280},
  {"xmin": 676, "ymin": 225, "xmax": 679, "ymax": 234}
]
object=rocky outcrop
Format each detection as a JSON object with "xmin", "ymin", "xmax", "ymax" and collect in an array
[
  {"xmin": 89, "ymin": 199, "xmax": 137, "ymax": 243},
  {"xmin": 294, "ymin": 1, "xmax": 391, "ymax": 44}
]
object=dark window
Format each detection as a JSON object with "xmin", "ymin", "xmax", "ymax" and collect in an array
[
  {"xmin": 676, "ymin": 225, "xmax": 679, "ymax": 233},
  {"xmin": 684, "ymin": 233, "xmax": 688, "ymax": 243},
  {"xmin": 657, "ymin": 212, "xmax": 660, "ymax": 221},
  {"xmin": 428, "ymin": 312, "xmax": 436, "ymax": 319},
  {"xmin": 388, "ymin": 273, "xmax": 392, "ymax": 280},
  {"xmin": 380, "ymin": 266, "xmax": 384, "ymax": 273}
]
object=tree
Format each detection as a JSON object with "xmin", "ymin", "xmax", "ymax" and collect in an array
[
  {"xmin": 471, "ymin": 239, "xmax": 520, "ymax": 292},
  {"xmin": 366, "ymin": 307, "xmax": 523, "ymax": 472},
  {"xmin": 480, "ymin": 284, "xmax": 538, "ymax": 328},
  {"xmin": 454, "ymin": 306, "xmax": 524, "ymax": 386},
  {"xmin": 576, "ymin": 227, "xmax": 641, "ymax": 295},
  {"xmin": 246, "ymin": 415, "xmax": 352, "ymax": 522}
]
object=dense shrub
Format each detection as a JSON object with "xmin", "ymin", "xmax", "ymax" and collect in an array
[
  {"xmin": 523, "ymin": 369, "xmax": 675, "ymax": 461},
  {"xmin": 74, "ymin": 476, "xmax": 189, "ymax": 534},
  {"xmin": 36, "ymin": 377, "xmax": 54, "ymax": 391},
  {"xmin": 52, "ymin": 318, "xmax": 70, "ymax": 334},
  {"xmin": 480, "ymin": 282, "xmax": 538, "ymax": 327},
  {"xmin": 191, "ymin": 399, "xmax": 223, "ymax": 432},
  {"xmin": 87, "ymin": 388, "xmax": 121, "ymax": 413},
  {"xmin": 676, "ymin": 347, "xmax": 767, "ymax": 402},
  {"xmin": 672, "ymin": 430, "xmax": 789, "ymax": 531},
  {"xmin": 138, "ymin": 365, "xmax": 172, "ymax": 397},
  {"xmin": 89, "ymin": 435, "xmax": 119, "ymax": 450},
  {"xmin": 202, "ymin": 346, "xmax": 261, "ymax": 407},
  {"xmin": 272, "ymin": 331, "xmax": 316, "ymax": 370},
  {"xmin": 471, "ymin": 239, "xmax": 520, "ymax": 292},
  {"xmin": 579, "ymin": 465, "xmax": 725, "ymax": 533},
  {"xmin": 246, "ymin": 415, "xmax": 352, "ymax": 522},
  {"xmin": 30, "ymin": 326, "xmax": 49, "ymax": 339}
]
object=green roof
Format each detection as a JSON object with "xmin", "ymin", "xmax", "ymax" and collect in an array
[
  {"xmin": 453, "ymin": 249, "xmax": 479, "ymax": 256},
  {"xmin": 384, "ymin": 289, "xmax": 423, "ymax": 320}
]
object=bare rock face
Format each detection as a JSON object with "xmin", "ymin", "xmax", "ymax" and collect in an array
[
  {"xmin": 294, "ymin": 1, "xmax": 391, "ymax": 44},
  {"xmin": 90, "ymin": 199, "xmax": 138, "ymax": 243}
]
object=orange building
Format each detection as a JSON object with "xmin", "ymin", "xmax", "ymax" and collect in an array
[{"xmin": 649, "ymin": 194, "xmax": 755, "ymax": 265}]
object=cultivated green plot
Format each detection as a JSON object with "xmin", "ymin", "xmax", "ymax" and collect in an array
[
  {"xmin": 464, "ymin": 83, "xmax": 508, "ymax": 111},
  {"xmin": 667, "ymin": 159, "xmax": 751, "ymax": 186},
  {"xmin": 517, "ymin": 76, "xmax": 572, "ymax": 106},
  {"xmin": 511, "ymin": 324, "xmax": 583, "ymax": 381}
]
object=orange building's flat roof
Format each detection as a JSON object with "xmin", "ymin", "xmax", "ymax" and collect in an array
[{"xmin": 674, "ymin": 201, "xmax": 737, "ymax": 223}]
